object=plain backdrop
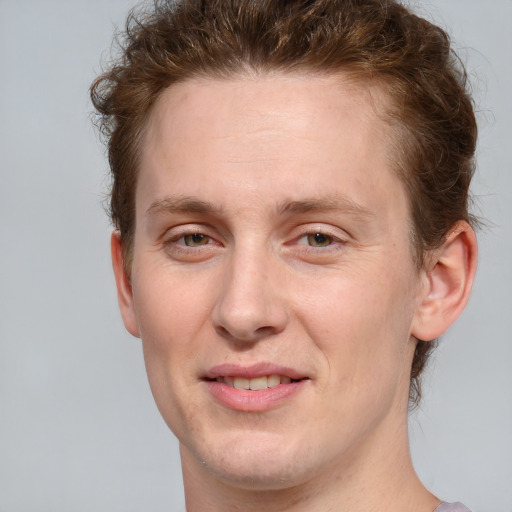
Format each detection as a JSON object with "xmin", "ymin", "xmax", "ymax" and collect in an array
[{"xmin": 0, "ymin": 1, "xmax": 510, "ymax": 511}]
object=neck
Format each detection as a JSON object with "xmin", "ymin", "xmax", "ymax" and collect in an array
[{"xmin": 180, "ymin": 415, "xmax": 439, "ymax": 512}]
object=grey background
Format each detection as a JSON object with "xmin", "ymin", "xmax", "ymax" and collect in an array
[{"xmin": 0, "ymin": 1, "xmax": 510, "ymax": 511}]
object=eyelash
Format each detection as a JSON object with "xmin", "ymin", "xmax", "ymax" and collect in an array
[
  {"xmin": 292, "ymin": 227, "xmax": 348, "ymax": 255},
  {"xmin": 162, "ymin": 226, "xmax": 347, "ymax": 258},
  {"xmin": 297, "ymin": 232, "xmax": 336, "ymax": 248},
  {"xmin": 164, "ymin": 228, "xmax": 218, "ymax": 253}
]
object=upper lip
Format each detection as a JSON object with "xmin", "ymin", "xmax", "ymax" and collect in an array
[{"xmin": 204, "ymin": 363, "xmax": 308, "ymax": 380}]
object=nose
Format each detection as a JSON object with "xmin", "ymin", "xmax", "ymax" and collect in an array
[{"xmin": 211, "ymin": 249, "xmax": 289, "ymax": 344}]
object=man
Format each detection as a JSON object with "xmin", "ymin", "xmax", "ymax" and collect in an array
[{"xmin": 91, "ymin": 1, "xmax": 478, "ymax": 510}]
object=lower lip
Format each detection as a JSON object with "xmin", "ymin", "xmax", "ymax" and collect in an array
[{"xmin": 204, "ymin": 380, "xmax": 308, "ymax": 412}]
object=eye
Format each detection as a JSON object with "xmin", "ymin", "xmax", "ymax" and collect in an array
[
  {"xmin": 182, "ymin": 233, "xmax": 211, "ymax": 246},
  {"xmin": 305, "ymin": 233, "xmax": 333, "ymax": 247},
  {"xmin": 289, "ymin": 228, "xmax": 348, "ymax": 263},
  {"xmin": 297, "ymin": 232, "xmax": 335, "ymax": 248},
  {"xmin": 163, "ymin": 229, "xmax": 221, "ymax": 262}
]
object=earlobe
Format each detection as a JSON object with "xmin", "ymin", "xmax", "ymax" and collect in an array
[
  {"xmin": 111, "ymin": 231, "xmax": 140, "ymax": 338},
  {"xmin": 412, "ymin": 221, "xmax": 478, "ymax": 342}
]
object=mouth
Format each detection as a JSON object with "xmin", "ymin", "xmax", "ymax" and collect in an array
[
  {"xmin": 202, "ymin": 364, "xmax": 310, "ymax": 411},
  {"xmin": 205, "ymin": 374, "xmax": 306, "ymax": 390}
]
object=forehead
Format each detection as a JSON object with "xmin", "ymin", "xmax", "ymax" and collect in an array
[
  {"xmin": 138, "ymin": 73, "xmax": 407, "ymax": 225},
  {"xmin": 143, "ymin": 73, "xmax": 392, "ymax": 162}
]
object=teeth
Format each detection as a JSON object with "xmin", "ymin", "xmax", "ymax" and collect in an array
[
  {"xmin": 249, "ymin": 376, "xmax": 268, "ymax": 390},
  {"xmin": 267, "ymin": 375, "xmax": 281, "ymax": 388},
  {"xmin": 233, "ymin": 377, "xmax": 250, "ymax": 390},
  {"xmin": 217, "ymin": 374, "xmax": 294, "ymax": 390}
]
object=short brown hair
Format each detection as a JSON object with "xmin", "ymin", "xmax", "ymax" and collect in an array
[{"xmin": 91, "ymin": 0, "xmax": 477, "ymax": 406}]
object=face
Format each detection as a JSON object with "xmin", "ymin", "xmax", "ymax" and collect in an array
[{"xmin": 120, "ymin": 74, "xmax": 425, "ymax": 490}]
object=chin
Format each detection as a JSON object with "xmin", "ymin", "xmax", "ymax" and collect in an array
[{"xmin": 183, "ymin": 428, "xmax": 318, "ymax": 491}]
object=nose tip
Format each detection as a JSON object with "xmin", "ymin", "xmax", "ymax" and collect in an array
[{"xmin": 211, "ymin": 256, "xmax": 288, "ymax": 344}]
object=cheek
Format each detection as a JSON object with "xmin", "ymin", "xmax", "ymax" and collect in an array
[
  {"xmin": 132, "ymin": 292, "xmax": 211, "ymax": 439},
  {"xmin": 294, "ymin": 262, "xmax": 417, "ymax": 385},
  {"xmin": 130, "ymin": 264, "xmax": 216, "ymax": 406},
  {"xmin": 132, "ymin": 262, "xmax": 214, "ymax": 346}
]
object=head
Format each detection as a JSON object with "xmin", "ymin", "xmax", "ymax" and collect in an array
[
  {"xmin": 91, "ymin": 0, "xmax": 477, "ymax": 407},
  {"xmin": 91, "ymin": 0, "xmax": 477, "ymax": 493}
]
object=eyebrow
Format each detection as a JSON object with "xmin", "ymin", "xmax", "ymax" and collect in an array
[
  {"xmin": 277, "ymin": 196, "xmax": 375, "ymax": 218},
  {"xmin": 146, "ymin": 195, "xmax": 224, "ymax": 217},
  {"xmin": 145, "ymin": 194, "xmax": 375, "ymax": 219}
]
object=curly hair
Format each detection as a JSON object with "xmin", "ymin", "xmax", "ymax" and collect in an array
[{"xmin": 91, "ymin": 0, "xmax": 477, "ymax": 406}]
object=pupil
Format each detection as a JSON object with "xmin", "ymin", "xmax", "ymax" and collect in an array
[
  {"xmin": 184, "ymin": 233, "xmax": 208, "ymax": 246},
  {"xmin": 307, "ymin": 233, "xmax": 331, "ymax": 247}
]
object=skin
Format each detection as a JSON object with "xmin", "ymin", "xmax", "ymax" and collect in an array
[{"xmin": 112, "ymin": 73, "xmax": 477, "ymax": 511}]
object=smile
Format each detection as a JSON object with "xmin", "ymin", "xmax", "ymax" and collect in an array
[
  {"xmin": 214, "ymin": 375, "xmax": 297, "ymax": 390},
  {"xmin": 203, "ymin": 364, "xmax": 310, "ymax": 411}
]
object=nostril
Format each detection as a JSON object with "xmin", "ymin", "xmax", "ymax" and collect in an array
[
  {"xmin": 255, "ymin": 325, "xmax": 277, "ymax": 337},
  {"xmin": 214, "ymin": 325, "xmax": 231, "ymax": 338},
  {"xmin": 214, "ymin": 323, "xmax": 281, "ymax": 343}
]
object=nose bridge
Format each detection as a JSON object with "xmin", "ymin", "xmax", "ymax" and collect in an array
[{"xmin": 212, "ymin": 242, "xmax": 288, "ymax": 342}]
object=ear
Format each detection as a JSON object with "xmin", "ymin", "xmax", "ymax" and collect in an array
[
  {"xmin": 111, "ymin": 231, "xmax": 140, "ymax": 338},
  {"xmin": 412, "ymin": 221, "xmax": 478, "ymax": 342}
]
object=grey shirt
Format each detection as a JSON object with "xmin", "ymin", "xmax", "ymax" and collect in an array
[{"xmin": 435, "ymin": 502, "xmax": 472, "ymax": 512}]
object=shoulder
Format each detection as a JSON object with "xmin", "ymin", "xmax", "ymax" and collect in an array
[{"xmin": 435, "ymin": 502, "xmax": 472, "ymax": 512}]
